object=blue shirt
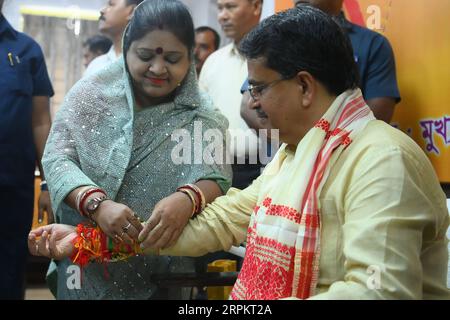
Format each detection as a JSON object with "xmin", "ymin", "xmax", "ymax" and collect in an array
[
  {"xmin": 241, "ymin": 15, "xmax": 401, "ymax": 104},
  {"xmin": 339, "ymin": 14, "xmax": 401, "ymax": 102},
  {"xmin": 0, "ymin": 15, "xmax": 54, "ymax": 186}
]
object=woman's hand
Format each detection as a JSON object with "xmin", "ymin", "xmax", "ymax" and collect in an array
[
  {"xmin": 93, "ymin": 200, "xmax": 143, "ymax": 244},
  {"xmin": 28, "ymin": 224, "xmax": 77, "ymax": 260},
  {"xmin": 139, "ymin": 192, "xmax": 193, "ymax": 250}
]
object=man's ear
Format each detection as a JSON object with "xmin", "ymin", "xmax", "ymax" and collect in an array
[
  {"xmin": 252, "ymin": 0, "xmax": 263, "ymax": 16},
  {"xmin": 126, "ymin": 5, "xmax": 137, "ymax": 21},
  {"xmin": 295, "ymin": 71, "xmax": 315, "ymax": 109}
]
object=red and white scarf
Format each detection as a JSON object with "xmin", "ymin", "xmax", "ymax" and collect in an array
[{"xmin": 231, "ymin": 89, "xmax": 375, "ymax": 300}]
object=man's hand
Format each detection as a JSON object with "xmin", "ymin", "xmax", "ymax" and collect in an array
[
  {"xmin": 28, "ymin": 224, "xmax": 77, "ymax": 260},
  {"xmin": 38, "ymin": 190, "xmax": 54, "ymax": 224}
]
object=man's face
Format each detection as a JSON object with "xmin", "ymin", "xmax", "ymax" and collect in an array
[
  {"xmin": 247, "ymin": 57, "xmax": 306, "ymax": 145},
  {"xmin": 217, "ymin": 0, "xmax": 261, "ymax": 43},
  {"xmin": 194, "ymin": 30, "xmax": 217, "ymax": 74},
  {"xmin": 83, "ymin": 47, "xmax": 102, "ymax": 68},
  {"xmin": 293, "ymin": 0, "xmax": 343, "ymax": 15},
  {"xmin": 99, "ymin": 0, "xmax": 133, "ymax": 37}
]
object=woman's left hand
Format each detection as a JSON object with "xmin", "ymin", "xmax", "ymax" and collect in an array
[{"xmin": 139, "ymin": 192, "xmax": 193, "ymax": 250}]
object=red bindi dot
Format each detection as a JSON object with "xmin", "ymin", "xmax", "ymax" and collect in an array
[{"xmin": 155, "ymin": 47, "xmax": 163, "ymax": 55}]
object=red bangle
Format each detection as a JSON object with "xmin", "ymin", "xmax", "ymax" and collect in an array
[
  {"xmin": 183, "ymin": 184, "xmax": 206, "ymax": 212},
  {"xmin": 176, "ymin": 189, "xmax": 197, "ymax": 217},
  {"xmin": 176, "ymin": 184, "xmax": 205, "ymax": 216},
  {"xmin": 78, "ymin": 188, "xmax": 106, "ymax": 217}
]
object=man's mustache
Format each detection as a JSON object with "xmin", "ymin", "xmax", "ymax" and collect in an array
[{"xmin": 255, "ymin": 108, "xmax": 268, "ymax": 118}]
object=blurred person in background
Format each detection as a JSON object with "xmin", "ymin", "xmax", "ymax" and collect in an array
[
  {"xmin": 194, "ymin": 26, "xmax": 220, "ymax": 75},
  {"xmin": 82, "ymin": 34, "xmax": 112, "ymax": 69},
  {"xmin": 241, "ymin": 0, "xmax": 401, "ymax": 133},
  {"xmin": 84, "ymin": 0, "xmax": 143, "ymax": 77},
  {"xmin": 292, "ymin": 0, "xmax": 400, "ymax": 123},
  {"xmin": 199, "ymin": 0, "xmax": 264, "ymax": 190},
  {"xmin": 0, "ymin": 0, "xmax": 54, "ymax": 299}
]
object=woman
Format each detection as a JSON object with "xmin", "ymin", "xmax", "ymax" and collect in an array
[{"xmin": 40, "ymin": 0, "xmax": 231, "ymax": 299}]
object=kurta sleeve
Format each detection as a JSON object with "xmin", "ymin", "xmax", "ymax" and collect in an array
[
  {"xmin": 159, "ymin": 174, "xmax": 262, "ymax": 257},
  {"xmin": 42, "ymin": 83, "xmax": 99, "ymax": 214},
  {"xmin": 309, "ymin": 146, "xmax": 448, "ymax": 300}
]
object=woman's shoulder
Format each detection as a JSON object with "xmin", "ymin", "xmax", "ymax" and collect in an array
[
  {"xmin": 64, "ymin": 61, "xmax": 125, "ymax": 108},
  {"xmin": 194, "ymin": 92, "xmax": 229, "ymax": 130}
]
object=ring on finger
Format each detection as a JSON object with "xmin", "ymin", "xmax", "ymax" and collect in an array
[{"xmin": 122, "ymin": 222, "xmax": 132, "ymax": 233}]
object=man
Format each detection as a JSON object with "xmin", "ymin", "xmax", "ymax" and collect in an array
[
  {"xmin": 0, "ymin": 0, "xmax": 54, "ymax": 299},
  {"xmin": 194, "ymin": 26, "xmax": 220, "ymax": 75},
  {"xmin": 293, "ymin": 0, "xmax": 401, "ymax": 123},
  {"xmin": 82, "ymin": 34, "xmax": 112, "ymax": 68},
  {"xmin": 31, "ymin": 7, "xmax": 450, "ymax": 300},
  {"xmin": 84, "ymin": 0, "xmax": 143, "ymax": 77},
  {"xmin": 199, "ymin": 0, "xmax": 263, "ymax": 190}
]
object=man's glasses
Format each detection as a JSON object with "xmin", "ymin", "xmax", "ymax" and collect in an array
[{"xmin": 246, "ymin": 77, "xmax": 292, "ymax": 100}]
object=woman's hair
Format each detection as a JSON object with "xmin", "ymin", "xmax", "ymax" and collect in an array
[
  {"xmin": 124, "ymin": 0, "xmax": 195, "ymax": 58},
  {"xmin": 240, "ymin": 6, "xmax": 359, "ymax": 96}
]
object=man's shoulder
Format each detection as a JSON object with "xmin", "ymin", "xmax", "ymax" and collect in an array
[
  {"xmin": 350, "ymin": 120, "xmax": 427, "ymax": 165},
  {"xmin": 14, "ymin": 31, "xmax": 43, "ymax": 55},
  {"xmin": 202, "ymin": 43, "xmax": 235, "ymax": 67},
  {"xmin": 349, "ymin": 23, "xmax": 391, "ymax": 48},
  {"xmin": 84, "ymin": 53, "xmax": 110, "ymax": 75}
]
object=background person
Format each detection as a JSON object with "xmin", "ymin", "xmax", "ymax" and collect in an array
[
  {"xmin": 0, "ymin": 0, "xmax": 54, "ymax": 299},
  {"xmin": 199, "ymin": 0, "xmax": 264, "ymax": 190},
  {"xmin": 82, "ymin": 34, "xmax": 112, "ymax": 68},
  {"xmin": 84, "ymin": 0, "xmax": 144, "ymax": 77},
  {"xmin": 194, "ymin": 26, "xmax": 220, "ymax": 75}
]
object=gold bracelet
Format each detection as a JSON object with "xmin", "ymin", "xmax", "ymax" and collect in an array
[{"xmin": 177, "ymin": 189, "xmax": 197, "ymax": 217}]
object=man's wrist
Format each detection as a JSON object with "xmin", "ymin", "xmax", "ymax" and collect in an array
[{"xmin": 40, "ymin": 180, "xmax": 48, "ymax": 191}]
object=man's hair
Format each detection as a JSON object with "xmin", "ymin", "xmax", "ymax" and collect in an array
[
  {"xmin": 195, "ymin": 26, "xmax": 221, "ymax": 50},
  {"xmin": 83, "ymin": 35, "xmax": 112, "ymax": 54},
  {"xmin": 239, "ymin": 6, "xmax": 359, "ymax": 96},
  {"xmin": 126, "ymin": 0, "xmax": 144, "ymax": 6},
  {"xmin": 124, "ymin": 0, "xmax": 195, "ymax": 57}
]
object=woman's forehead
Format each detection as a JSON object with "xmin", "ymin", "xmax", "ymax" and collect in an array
[{"xmin": 132, "ymin": 29, "xmax": 187, "ymax": 51}]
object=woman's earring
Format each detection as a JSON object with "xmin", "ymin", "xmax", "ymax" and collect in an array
[{"xmin": 177, "ymin": 83, "xmax": 181, "ymax": 87}]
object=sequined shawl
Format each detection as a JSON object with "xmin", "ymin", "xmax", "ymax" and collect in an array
[{"xmin": 42, "ymin": 58, "xmax": 232, "ymax": 299}]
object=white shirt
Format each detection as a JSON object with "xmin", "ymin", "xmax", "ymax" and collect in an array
[
  {"xmin": 199, "ymin": 43, "xmax": 259, "ymax": 159},
  {"xmin": 84, "ymin": 46, "xmax": 120, "ymax": 77}
]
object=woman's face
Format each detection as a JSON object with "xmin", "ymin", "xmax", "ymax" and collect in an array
[{"xmin": 126, "ymin": 29, "xmax": 191, "ymax": 104}]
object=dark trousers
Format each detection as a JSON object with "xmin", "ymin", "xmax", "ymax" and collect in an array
[{"xmin": 0, "ymin": 186, "xmax": 34, "ymax": 300}]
